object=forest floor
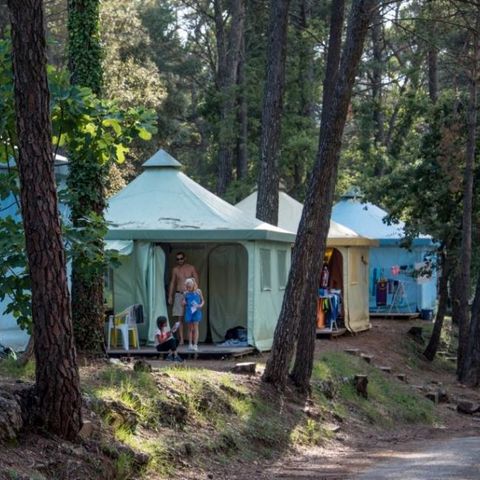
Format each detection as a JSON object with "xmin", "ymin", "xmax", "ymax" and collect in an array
[{"xmin": 0, "ymin": 318, "xmax": 479, "ymax": 480}]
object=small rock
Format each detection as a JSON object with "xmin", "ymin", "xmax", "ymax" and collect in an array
[
  {"xmin": 407, "ymin": 326, "xmax": 425, "ymax": 344},
  {"xmin": 109, "ymin": 358, "xmax": 122, "ymax": 365},
  {"xmin": 360, "ymin": 354, "xmax": 374, "ymax": 363},
  {"xmin": 457, "ymin": 400, "xmax": 480, "ymax": 415},
  {"xmin": 231, "ymin": 362, "xmax": 256, "ymax": 374},
  {"xmin": 133, "ymin": 360, "xmax": 152, "ymax": 372},
  {"xmin": 437, "ymin": 389, "xmax": 450, "ymax": 403},
  {"xmin": 345, "ymin": 348, "xmax": 360, "ymax": 356},
  {"xmin": 425, "ymin": 391, "xmax": 439, "ymax": 404}
]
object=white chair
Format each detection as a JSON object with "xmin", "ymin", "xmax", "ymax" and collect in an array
[{"xmin": 107, "ymin": 305, "xmax": 141, "ymax": 351}]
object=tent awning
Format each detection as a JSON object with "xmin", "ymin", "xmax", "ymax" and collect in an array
[
  {"xmin": 105, "ymin": 239, "xmax": 134, "ymax": 256},
  {"xmin": 106, "ymin": 229, "xmax": 295, "ymax": 243}
]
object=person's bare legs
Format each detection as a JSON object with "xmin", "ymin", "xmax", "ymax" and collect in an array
[
  {"xmin": 176, "ymin": 317, "xmax": 184, "ymax": 345},
  {"xmin": 193, "ymin": 323, "xmax": 199, "ymax": 348}
]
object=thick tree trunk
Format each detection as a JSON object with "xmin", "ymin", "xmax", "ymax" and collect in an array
[
  {"xmin": 216, "ymin": 0, "xmax": 245, "ymax": 196},
  {"xmin": 462, "ymin": 272, "xmax": 480, "ymax": 386},
  {"xmin": 263, "ymin": 0, "xmax": 377, "ymax": 389},
  {"xmin": 255, "ymin": 0, "xmax": 290, "ymax": 225},
  {"xmin": 424, "ymin": 251, "xmax": 450, "ymax": 361},
  {"xmin": 457, "ymin": 22, "xmax": 480, "ymax": 382},
  {"xmin": 458, "ymin": 25, "xmax": 478, "ymax": 380},
  {"xmin": 8, "ymin": 0, "xmax": 82, "ymax": 440},
  {"xmin": 290, "ymin": 0, "xmax": 346, "ymax": 391},
  {"xmin": 68, "ymin": 0, "xmax": 106, "ymax": 352}
]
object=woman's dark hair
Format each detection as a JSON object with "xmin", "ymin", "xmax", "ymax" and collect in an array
[{"xmin": 156, "ymin": 316, "xmax": 168, "ymax": 329}]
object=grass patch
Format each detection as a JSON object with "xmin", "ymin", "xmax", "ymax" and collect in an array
[
  {"xmin": 0, "ymin": 357, "xmax": 35, "ymax": 380},
  {"xmin": 312, "ymin": 352, "xmax": 436, "ymax": 427}
]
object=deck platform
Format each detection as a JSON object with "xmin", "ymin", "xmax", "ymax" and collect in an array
[
  {"xmin": 316, "ymin": 327, "xmax": 347, "ymax": 338},
  {"xmin": 107, "ymin": 344, "xmax": 255, "ymax": 359},
  {"xmin": 370, "ymin": 312, "xmax": 420, "ymax": 320}
]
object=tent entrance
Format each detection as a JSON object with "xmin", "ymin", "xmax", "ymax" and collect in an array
[
  {"xmin": 164, "ymin": 242, "xmax": 248, "ymax": 345},
  {"xmin": 317, "ymin": 248, "xmax": 345, "ymax": 330}
]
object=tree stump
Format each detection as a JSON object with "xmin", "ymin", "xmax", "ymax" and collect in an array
[
  {"xmin": 396, "ymin": 373, "xmax": 407, "ymax": 382},
  {"xmin": 231, "ymin": 362, "xmax": 256, "ymax": 375},
  {"xmin": 379, "ymin": 366, "xmax": 392, "ymax": 374},
  {"xmin": 353, "ymin": 375, "xmax": 368, "ymax": 399},
  {"xmin": 457, "ymin": 401, "xmax": 480, "ymax": 415}
]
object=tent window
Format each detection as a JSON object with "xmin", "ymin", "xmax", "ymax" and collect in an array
[
  {"xmin": 277, "ymin": 250, "xmax": 287, "ymax": 289},
  {"xmin": 260, "ymin": 248, "xmax": 272, "ymax": 291}
]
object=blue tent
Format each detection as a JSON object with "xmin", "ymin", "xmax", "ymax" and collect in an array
[
  {"xmin": 0, "ymin": 155, "xmax": 70, "ymax": 351},
  {"xmin": 332, "ymin": 188, "xmax": 437, "ymax": 314}
]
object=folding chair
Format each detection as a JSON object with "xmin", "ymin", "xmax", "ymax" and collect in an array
[{"xmin": 107, "ymin": 305, "xmax": 142, "ymax": 351}]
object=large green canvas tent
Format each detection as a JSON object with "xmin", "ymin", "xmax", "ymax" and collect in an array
[
  {"xmin": 235, "ymin": 190, "xmax": 377, "ymax": 332},
  {"xmin": 105, "ymin": 150, "xmax": 295, "ymax": 351}
]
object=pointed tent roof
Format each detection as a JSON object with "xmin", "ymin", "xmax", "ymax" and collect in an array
[
  {"xmin": 235, "ymin": 190, "xmax": 377, "ymax": 247},
  {"xmin": 105, "ymin": 150, "xmax": 295, "ymax": 243},
  {"xmin": 332, "ymin": 189, "xmax": 432, "ymax": 246}
]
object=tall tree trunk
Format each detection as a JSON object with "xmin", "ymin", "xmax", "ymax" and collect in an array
[
  {"xmin": 428, "ymin": 47, "xmax": 438, "ymax": 104},
  {"xmin": 371, "ymin": 5, "xmax": 384, "ymax": 148},
  {"xmin": 264, "ymin": 0, "xmax": 377, "ymax": 389},
  {"xmin": 457, "ymin": 20, "xmax": 480, "ymax": 381},
  {"xmin": 462, "ymin": 271, "xmax": 480, "ymax": 386},
  {"xmin": 8, "ymin": 0, "xmax": 82, "ymax": 440},
  {"xmin": 290, "ymin": 0, "xmax": 346, "ymax": 391},
  {"xmin": 290, "ymin": 0, "xmax": 315, "ymax": 197},
  {"xmin": 255, "ymin": 0, "xmax": 290, "ymax": 225},
  {"xmin": 424, "ymin": 250, "xmax": 450, "ymax": 361},
  {"xmin": 216, "ymin": 0, "xmax": 245, "ymax": 196},
  {"xmin": 236, "ymin": 32, "xmax": 248, "ymax": 181},
  {"xmin": 458, "ymin": 22, "xmax": 478, "ymax": 381},
  {"xmin": 67, "ymin": 0, "xmax": 106, "ymax": 352}
]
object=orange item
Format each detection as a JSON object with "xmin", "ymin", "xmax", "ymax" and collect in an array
[{"xmin": 316, "ymin": 298, "xmax": 325, "ymax": 328}]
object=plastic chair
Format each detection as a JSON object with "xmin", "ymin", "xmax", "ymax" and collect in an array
[{"xmin": 107, "ymin": 305, "xmax": 141, "ymax": 351}]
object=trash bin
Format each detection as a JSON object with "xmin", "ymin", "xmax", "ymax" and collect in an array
[{"xmin": 420, "ymin": 309, "xmax": 433, "ymax": 321}]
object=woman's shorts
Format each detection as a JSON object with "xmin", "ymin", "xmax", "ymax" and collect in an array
[{"xmin": 172, "ymin": 292, "xmax": 184, "ymax": 317}]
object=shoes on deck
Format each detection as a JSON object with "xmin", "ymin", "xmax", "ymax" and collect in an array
[
  {"xmin": 166, "ymin": 353, "xmax": 174, "ymax": 361},
  {"xmin": 192, "ymin": 344, "xmax": 198, "ymax": 352},
  {"xmin": 173, "ymin": 355, "xmax": 184, "ymax": 363}
]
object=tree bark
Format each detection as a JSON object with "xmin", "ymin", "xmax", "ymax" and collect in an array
[
  {"xmin": 255, "ymin": 0, "xmax": 290, "ymax": 225},
  {"xmin": 423, "ymin": 250, "xmax": 450, "ymax": 361},
  {"xmin": 263, "ymin": 0, "xmax": 377, "ymax": 389},
  {"xmin": 8, "ymin": 0, "xmax": 82, "ymax": 440},
  {"xmin": 462, "ymin": 271, "xmax": 480, "ymax": 386},
  {"xmin": 216, "ymin": 0, "xmax": 245, "ymax": 196},
  {"xmin": 428, "ymin": 47, "xmax": 438, "ymax": 104},
  {"xmin": 236, "ymin": 31, "xmax": 248, "ymax": 181},
  {"xmin": 371, "ymin": 5, "xmax": 384, "ymax": 149},
  {"xmin": 290, "ymin": 0, "xmax": 346, "ymax": 391},
  {"xmin": 457, "ymin": 16, "xmax": 480, "ymax": 381},
  {"xmin": 67, "ymin": 0, "xmax": 106, "ymax": 352},
  {"xmin": 458, "ymin": 21, "xmax": 478, "ymax": 380}
]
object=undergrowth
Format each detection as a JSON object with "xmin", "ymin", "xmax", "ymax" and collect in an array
[{"xmin": 86, "ymin": 352, "xmax": 438, "ymax": 478}]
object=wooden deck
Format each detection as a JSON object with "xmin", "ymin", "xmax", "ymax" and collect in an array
[
  {"xmin": 370, "ymin": 312, "xmax": 420, "ymax": 320},
  {"xmin": 107, "ymin": 344, "xmax": 255, "ymax": 359},
  {"xmin": 316, "ymin": 327, "xmax": 347, "ymax": 338}
]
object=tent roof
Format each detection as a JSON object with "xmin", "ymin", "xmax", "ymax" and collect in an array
[
  {"xmin": 105, "ymin": 150, "xmax": 295, "ymax": 243},
  {"xmin": 235, "ymin": 191, "xmax": 377, "ymax": 247},
  {"xmin": 332, "ymin": 191, "xmax": 433, "ymax": 246}
]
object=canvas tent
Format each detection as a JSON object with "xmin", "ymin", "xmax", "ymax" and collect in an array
[
  {"xmin": 105, "ymin": 150, "xmax": 295, "ymax": 351},
  {"xmin": 332, "ymin": 188, "xmax": 437, "ymax": 314},
  {"xmin": 235, "ymin": 190, "xmax": 377, "ymax": 332},
  {"xmin": 0, "ymin": 155, "xmax": 70, "ymax": 351}
]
